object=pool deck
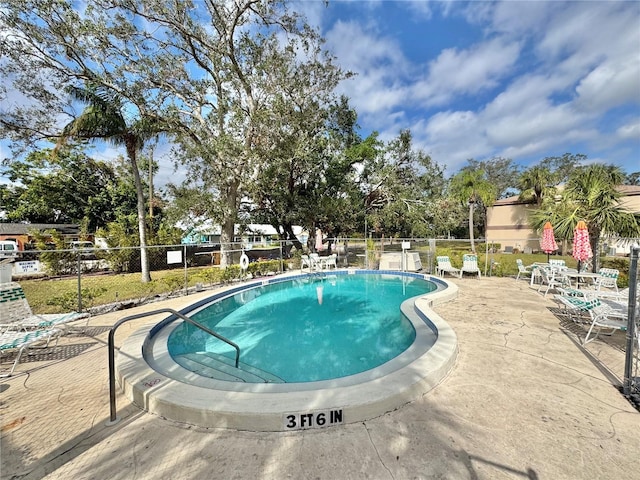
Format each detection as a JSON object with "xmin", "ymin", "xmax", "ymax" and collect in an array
[{"xmin": 1, "ymin": 275, "xmax": 638, "ymax": 479}]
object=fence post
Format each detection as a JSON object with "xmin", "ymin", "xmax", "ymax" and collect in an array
[
  {"xmin": 183, "ymin": 244, "xmax": 188, "ymax": 295},
  {"xmin": 484, "ymin": 241, "xmax": 489, "ymax": 276},
  {"xmin": 77, "ymin": 251, "xmax": 82, "ymax": 312},
  {"xmin": 623, "ymin": 246, "xmax": 639, "ymax": 395}
]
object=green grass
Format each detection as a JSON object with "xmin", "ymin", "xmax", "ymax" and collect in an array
[
  {"xmin": 21, "ymin": 267, "xmax": 224, "ymax": 314},
  {"xmin": 18, "ymin": 251, "xmax": 630, "ymax": 314}
]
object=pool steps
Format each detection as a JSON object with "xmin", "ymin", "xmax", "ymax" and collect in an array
[{"xmin": 175, "ymin": 352, "xmax": 284, "ymax": 383}]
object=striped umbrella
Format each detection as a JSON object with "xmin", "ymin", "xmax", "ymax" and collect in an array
[
  {"xmin": 540, "ymin": 221, "xmax": 558, "ymax": 262},
  {"xmin": 572, "ymin": 220, "xmax": 592, "ymax": 270}
]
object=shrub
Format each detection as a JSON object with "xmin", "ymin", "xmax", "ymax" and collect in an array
[
  {"xmin": 191, "ymin": 267, "xmax": 223, "ymax": 286},
  {"xmin": 47, "ymin": 286, "xmax": 107, "ymax": 311},
  {"xmin": 248, "ymin": 260, "xmax": 280, "ymax": 277},
  {"xmin": 221, "ymin": 265, "xmax": 241, "ymax": 283},
  {"xmin": 161, "ymin": 273, "xmax": 185, "ymax": 292}
]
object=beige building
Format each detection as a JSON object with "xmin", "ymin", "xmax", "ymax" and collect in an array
[{"xmin": 486, "ymin": 185, "xmax": 640, "ymax": 255}]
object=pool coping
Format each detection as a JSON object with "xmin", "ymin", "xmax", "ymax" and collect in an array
[{"xmin": 116, "ymin": 270, "xmax": 459, "ymax": 431}]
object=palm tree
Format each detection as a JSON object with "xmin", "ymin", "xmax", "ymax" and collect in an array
[
  {"xmin": 565, "ymin": 164, "xmax": 640, "ymax": 271},
  {"xmin": 518, "ymin": 165, "xmax": 556, "ymax": 206},
  {"xmin": 531, "ymin": 164, "xmax": 640, "ymax": 271},
  {"xmin": 450, "ymin": 169, "xmax": 497, "ymax": 253},
  {"xmin": 58, "ymin": 85, "xmax": 160, "ymax": 282},
  {"xmin": 529, "ymin": 194, "xmax": 576, "ymax": 256}
]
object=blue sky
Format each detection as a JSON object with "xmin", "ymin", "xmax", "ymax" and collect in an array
[
  {"xmin": 1, "ymin": 0, "xmax": 638, "ymax": 188},
  {"xmin": 300, "ymin": 0, "xmax": 640, "ymax": 176}
]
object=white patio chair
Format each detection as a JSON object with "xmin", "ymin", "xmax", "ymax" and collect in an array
[
  {"xmin": 594, "ymin": 268, "xmax": 619, "ymax": 293},
  {"xmin": 309, "ymin": 253, "xmax": 322, "ymax": 271},
  {"xmin": 553, "ymin": 294, "xmax": 627, "ymax": 344},
  {"xmin": 459, "ymin": 254, "xmax": 481, "ymax": 279},
  {"xmin": 321, "ymin": 254, "xmax": 337, "ymax": 270},
  {"xmin": 435, "ymin": 256, "xmax": 460, "ymax": 277},
  {"xmin": 0, "ymin": 282, "xmax": 90, "ymax": 332},
  {"xmin": 300, "ymin": 255, "xmax": 312, "ymax": 271},
  {"xmin": 554, "ymin": 292, "xmax": 594, "ymax": 324},
  {"xmin": 582, "ymin": 299, "xmax": 627, "ymax": 345},
  {"xmin": 537, "ymin": 267, "xmax": 570, "ymax": 297},
  {"xmin": 549, "ymin": 259, "xmax": 566, "ymax": 270},
  {"xmin": 0, "ymin": 327, "xmax": 61, "ymax": 377},
  {"xmin": 515, "ymin": 259, "xmax": 533, "ymax": 282}
]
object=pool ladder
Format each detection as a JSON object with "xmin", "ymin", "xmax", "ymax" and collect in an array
[{"xmin": 107, "ymin": 308, "xmax": 240, "ymax": 425}]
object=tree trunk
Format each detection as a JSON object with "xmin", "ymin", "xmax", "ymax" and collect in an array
[
  {"xmin": 308, "ymin": 221, "xmax": 317, "ymax": 252},
  {"xmin": 282, "ymin": 223, "xmax": 303, "ymax": 252},
  {"xmin": 219, "ymin": 180, "xmax": 240, "ymax": 268},
  {"xmin": 127, "ymin": 142, "xmax": 151, "ymax": 283},
  {"xmin": 590, "ymin": 232, "xmax": 600, "ymax": 273},
  {"xmin": 220, "ymin": 217, "xmax": 235, "ymax": 268},
  {"xmin": 468, "ymin": 202, "xmax": 475, "ymax": 253},
  {"xmin": 148, "ymin": 143, "xmax": 154, "ymax": 218}
]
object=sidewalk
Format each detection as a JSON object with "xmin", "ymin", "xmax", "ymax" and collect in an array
[{"xmin": 1, "ymin": 276, "xmax": 638, "ymax": 479}]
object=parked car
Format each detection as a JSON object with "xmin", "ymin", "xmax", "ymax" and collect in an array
[
  {"xmin": 69, "ymin": 241, "xmax": 95, "ymax": 253},
  {"xmin": 0, "ymin": 240, "xmax": 19, "ymax": 258}
]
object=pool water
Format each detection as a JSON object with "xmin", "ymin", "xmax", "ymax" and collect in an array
[{"xmin": 167, "ymin": 274, "xmax": 437, "ymax": 382}]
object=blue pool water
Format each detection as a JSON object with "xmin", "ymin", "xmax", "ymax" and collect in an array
[{"xmin": 167, "ymin": 273, "xmax": 437, "ymax": 382}]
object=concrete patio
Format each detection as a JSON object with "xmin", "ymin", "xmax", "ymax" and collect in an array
[{"xmin": 1, "ymin": 275, "xmax": 638, "ymax": 479}]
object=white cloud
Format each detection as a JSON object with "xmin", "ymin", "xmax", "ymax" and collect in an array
[
  {"xmin": 325, "ymin": 18, "xmax": 413, "ymax": 127},
  {"xmin": 291, "ymin": 0, "xmax": 328, "ymax": 32},
  {"xmin": 404, "ymin": 1, "xmax": 434, "ymax": 20},
  {"xmin": 465, "ymin": 0, "xmax": 550, "ymax": 37},
  {"xmin": 326, "ymin": 20, "xmax": 409, "ymax": 75},
  {"xmin": 413, "ymin": 37, "xmax": 521, "ymax": 107},
  {"xmin": 617, "ymin": 120, "xmax": 640, "ymax": 140},
  {"xmin": 415, "ymin": 110, "xmax": 492, "ymax": 172},
  {"xmin": 326, "ymin": 17, "xmax": 522, "ymax": 138},
  {"xmin": 575, "ymin": 58, "xmax": 640, "ymax": 112},
  {"xmin": 537, "ymin": 3, "xmax": 635, "ymax": 61}
]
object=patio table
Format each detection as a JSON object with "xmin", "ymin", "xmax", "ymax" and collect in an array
[{"xmin": 564, "ymin": 271, "xmax": 601, "ymax": 289}]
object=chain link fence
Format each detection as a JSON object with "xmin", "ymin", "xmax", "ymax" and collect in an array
[
  {"xmin": 623, "ymin": 247, "xmax": 639, "ymax": 404},
  {"xmin": 3, "ymin": 236, "xmax": 638, "ymax": 313}
]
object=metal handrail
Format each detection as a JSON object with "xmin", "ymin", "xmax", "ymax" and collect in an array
[{"xmin": 107, "ymin": 307, "xmax": 240, "ymax": 425}]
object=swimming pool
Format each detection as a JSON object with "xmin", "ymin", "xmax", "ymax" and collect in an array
[
  {"xmin": 117, "ymin": 270, "xmax": 459, "ymax": 431},
  {"xmin": 167, "ymin": 274, "xmax": 436, "ymax": 383}
]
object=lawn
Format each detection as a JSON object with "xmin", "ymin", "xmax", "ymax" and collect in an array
[{"xmin": 17, "ymin": 251, "xmax": 630, "ymax": 314}]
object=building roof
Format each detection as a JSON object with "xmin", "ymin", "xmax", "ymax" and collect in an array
[
  {"xmin": 180, "ymin": 221, "xmax": 304, "ymax": 237},
  {"xmin": 0, "ymin": 223, "xmax": 80, "ymax": 235},
  {"xmin": 492, "ymin": 195, "xmax": 533, "ymax": 207},
  {"xmin": 491, "ymin": 184, "xmax": 640, "ymax": 207},
  {"xmin": 616, "ymin": 185, "xmax": 640, "ymax": 196}
]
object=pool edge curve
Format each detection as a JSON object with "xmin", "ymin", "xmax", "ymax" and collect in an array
[{"xmin": 116, "ymin": 271, "xmax": 459, "ymax": 431}]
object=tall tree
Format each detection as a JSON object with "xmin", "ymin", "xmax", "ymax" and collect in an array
[
  {"xmin": 539, "ymin": 153, "xmax": 585, "ymax": 184},
  {"xmin": 2, "ymin": 147, "xmax": 126, "ymax": 230},
  {"xmin": 518, "ymin": 165, "xmax": 556, "ymax": 206},
  {"xmin": 108, "ymin": 1, "xmax": 348, "ymax": 266},
  {"xmin": 246, "ymin": 51, "xmax": 353, "ymax": 252},
  {"xmin": 58, "ymin": 85, "xmax": 162, "ymax": 282},
  {"xmin": 360, "ymin": 130, "xmax": 445, "ymax": 238},
  {"xmin": 564, "ymin": 164, "xmax": 640, "ymax": 271},
  {"xmin": 449, "ymin": 169, "xmax": 497, "ymax": 253},
  {"xmin": 463, "ymin": 157, "xmax": 521, "ymax": 199}
]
